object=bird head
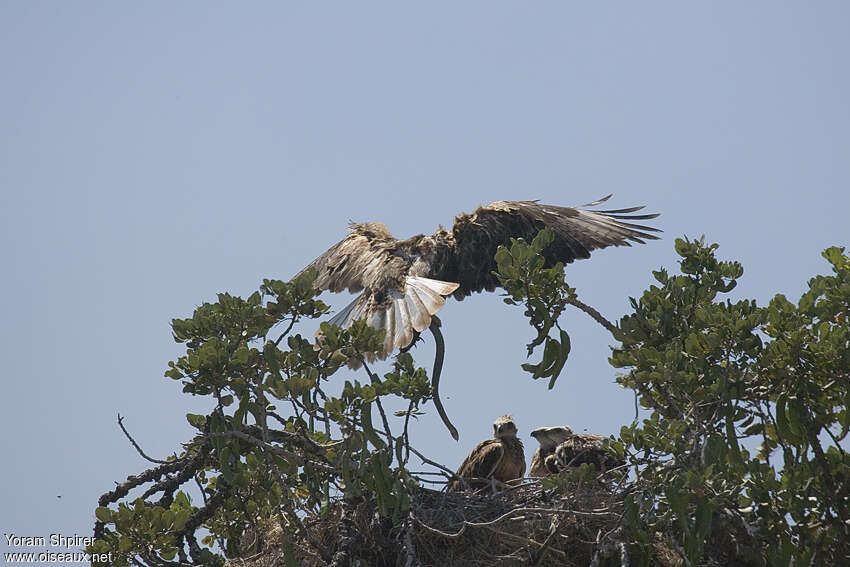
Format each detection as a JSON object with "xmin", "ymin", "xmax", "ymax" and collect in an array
[
  {"xmin": 530, "ymin": 425, "xmax": 573, "ymax": 449},
  {"xmin": 493, "ymin": 415, "xmax": 518, "ymax": 439}
]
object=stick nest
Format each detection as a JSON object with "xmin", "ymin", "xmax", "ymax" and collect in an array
[{"xmin": 229, "ymin": 475, "xmax": 750, "ymax": 567}]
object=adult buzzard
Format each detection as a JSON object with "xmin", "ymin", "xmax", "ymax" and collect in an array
[{"xmin": 296, "ymin": 195, "xmax": 659, "ymax": 359}]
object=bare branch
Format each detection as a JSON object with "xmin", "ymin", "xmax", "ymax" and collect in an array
[
  {"xmin": 566, "ymin": 296, "xmax": 619, "ymax": 337},
  {"xmin": 118, "ymin": 413, "xmax": 169, "ymax": 464}
]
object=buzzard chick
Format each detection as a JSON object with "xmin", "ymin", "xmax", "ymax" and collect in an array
[
  {"xmin": 553, "ymin": 433, "xmax": 625, "ymax": 474},
  {"xmin": 448, "ymin": 415, "xmax": 525, "ymax": 492},
  {"xmin": 529, "ymin": 425, "xmax": 574, "ymax": 477}
]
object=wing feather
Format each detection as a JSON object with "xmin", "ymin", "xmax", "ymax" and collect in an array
[
  {"xmin": 301, "ymin": 196, "xmax": 658, "ymax": 361},
  {"xmin": 382, "ymin": 303, "xmax": 396, "ymax": 356},
  {"xmin": 392, "ymin": 291, "xmax": 413, "ymax": 349},
  {"xmin": 441, "ymin": 196, "xmax": 661, "ymax": 298},
  {"xmin": 453, "ymin": 439, "xmax": 505, "ymax": 487},
  {"xmin": 294, "ymin": 223, "xmax": 397, "ymax": 294},
  {"xmin": 404, "ymin": 286, "xmax": 432, "ymax": 333},
  {"xmin": 408, "ymin": 283, "xmax": 445, "ymax": 315}
]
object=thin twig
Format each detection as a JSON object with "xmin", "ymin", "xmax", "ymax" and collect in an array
[
  {"xmin": 362, "ymin": 359, "xmax": 394, "ymax": 450},
  {"xmin": 208, "ymin": 430, "xmax": 336, "ymax": 473},
  {"xmin": 531, "ymin": 506, "xmax": 562, "ymax": 565},
  {"xmin": 402, "ymin": 400, "xmax": 415, "ymax": 465},
  {"xmin": 566, "ymin": 296, "xmax": 619, "ymax": 337},
  {"xmin": 117, "ymin": 414, "xmax": 168, "ymax": 464},
  {"xmin": 274, "ymin": 317, "xmax": 297, "ymax": 346},
  {"xmin": 402, "ymin": 519, "xmax": 420, "ymax": 567},
  {"xmin": 407, "ymin": 444, "xmax": 456, "ymax": 479},
  {"xmin": 193, "ymin": 475, "xmax": 208, "ymax": 505}
]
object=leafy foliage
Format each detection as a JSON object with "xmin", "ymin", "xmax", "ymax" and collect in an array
[
  {"xmin": 612, "ymin": 239, "xmax": 850, "ymax": 565},
  {"xmin": 495, "ymin": 228, "xmax": 573, "ymax": 388},
  {"xmin": 89, "ymin": 270, "xmax": 437, "ymax": 566},
  {"xmin": 90, "ymin": 235, "xmax": 850, "ymax": 566},
  {"xmin": 487, "ymin": 233, "xmax": 850, "ymax": 564}
]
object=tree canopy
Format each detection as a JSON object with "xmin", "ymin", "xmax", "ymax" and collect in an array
[{"xmin": 89, "ymin": 234, "xmax": 850, "ymax": 566}]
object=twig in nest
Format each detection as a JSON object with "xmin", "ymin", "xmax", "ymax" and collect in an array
[
  {"xmin": 485, "ymin": 526, "xmax": 567, "ymax": 559},
  {"xmin": 329, "ymin": 498, "xmax": 361, "ymax": 567},
  {"xmin": 530, "ymin": 508, "xmax": 562, "ymax": 565},
  {"xmin": 410, "ymin": 512, "xmax": 467, "ymax": 539},
  {"xmin": 402, "ymin": 519, "xmax": 420, "ymax": 567}
]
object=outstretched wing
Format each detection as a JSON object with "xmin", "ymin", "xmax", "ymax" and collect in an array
[
  {"xmin": 442, "ymin": 195, "xmax": 660, "ymax": 299},
  {"xmin": 295, "ymin": 223, "xmax": 459, "ymax": 358},
  {"xmin": 293, "ymin": 223, "xmax": 401, "ymax": 294}
]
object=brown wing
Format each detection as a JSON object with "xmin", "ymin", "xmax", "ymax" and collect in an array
[
  {"xmin": 293, "ymin": 223, "xmax": 402, "ymax": 294},
  {"xmin": 529, "ymin": 448, "xmax": 547, "ymax": 477},
  {"xmin": 295, "ymin": 223, "xmax": 459, "ymax": 358},
  {"xmin": 440, "ymin": 195, "xmax": 661, "ymax": 299},
  {"xmin": 449, "ymin": 439, "xmax": 504, "ymax": 491}
]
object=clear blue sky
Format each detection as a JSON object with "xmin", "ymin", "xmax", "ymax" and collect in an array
[{"xmin": 2, "ymin": 2, "xmax": 849, "ymax": 554}]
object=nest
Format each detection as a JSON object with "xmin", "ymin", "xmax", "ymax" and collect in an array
[
  {"xmin": 228, "ymin": 474, "xmax": 757, "ymax": 567},
  {"xmin": 230, "ymin": 475, "xmax": 637, "ymax": 567}
]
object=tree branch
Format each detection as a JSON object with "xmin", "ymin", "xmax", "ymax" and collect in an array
[
  {"xmin": 429, "ymin": 319, "xmax": 458, "ymax": 440},
  {"xmin": 566, "ymin": 296, "xmax": 619, "ymax": 337},
  {"xmin": 118, "ymin": 413, "xmax": 169, "ymax": 464}
]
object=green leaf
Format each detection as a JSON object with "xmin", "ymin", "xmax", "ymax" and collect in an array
[
  {"xmin": 786, "ymin": 398, "xmax": 807, "ymax": 442},
  {"xmin": 776, "ymin": 393, "xmax": 802, "ymax": 445},
  {"xmin": 95, "ymin": 506, "xmax": 112, "ymax": 522},
  {"xmin": 725, "ymin": 415, "xmax": 742, "ymax": 463},
  {"xmin": 702, "ymin": 434, "xmax": 724, "ymax": 465},
  {"xmin": 695, "ymin": 500, "xmax": 714, "ymax": 540},
  {"xmin": 531, "ymin": 227, "xmax": 554, "ymax": 251},
  {"xmin": 547, "ymin": 330, "xmax": 571, "ymax": 389},
  {"xmin": 186, "ymin": 413, "xmax": 207, "ymax": 430},
  {"xmin": 360, "ymin": 401, "xmax": 386, "ymax": 449}
]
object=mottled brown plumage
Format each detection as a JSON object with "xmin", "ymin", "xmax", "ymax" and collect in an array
[
  {"xmin": 448, "ymin": 415, "xmax": 526, "ymax": 492},
  {"xmin": 553, "ymin": 434, "xmax": 625, "ymax": 474},
  {"xmin": 296, "ymin": 195, "xmax": 660, "ymax": 360},
  {"xmin": 529, "ymin": 425, "xmax": 574, "ymax": 477}
]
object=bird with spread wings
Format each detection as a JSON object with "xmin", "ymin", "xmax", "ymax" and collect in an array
[
  {"xmin": 297, "ymin": 195, "xmax": 659, "ymax": 357},
  {"xmin": 295, "ymin": 195, "xmax": 660, "ymax": 438}
]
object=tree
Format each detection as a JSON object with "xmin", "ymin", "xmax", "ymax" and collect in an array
[
  {"xmin": 89, "ymin": 235, "xmax": 850, "ymax": 566},
  {"xmin": 612, "ymin": 239, "xmax": 850, "ymax": 565}
]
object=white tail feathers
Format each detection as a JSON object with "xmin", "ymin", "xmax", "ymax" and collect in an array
[
  {"xmin": 322, "ymin": 276, "xmax": 459, "ymax": 363},
  {"xmin": 409, "ymin": 277, "xmax": 460, "ymax": 296}
]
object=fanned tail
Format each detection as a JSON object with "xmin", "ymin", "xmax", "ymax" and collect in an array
[{"xmin": 318, "ymin": 276, "xmax": 459, "ymax": 367}]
